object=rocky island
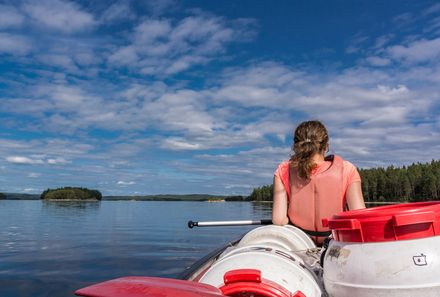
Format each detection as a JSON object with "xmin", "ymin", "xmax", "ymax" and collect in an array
[{"xmin": 40, "ymin": 187, "xmax": 102, "ymax": 201}]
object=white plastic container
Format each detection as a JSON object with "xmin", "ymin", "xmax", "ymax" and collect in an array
[
  {"xmin": 324, "ymin": 237, "xmax": 440, "ymax": 297},
  {"xmin": 199, "ymin": 245, "xmax": 323, "ymax": 297},
  {"xmin": 323, "ymin": 202, "xmax": 440, "ymax": 297},
  {"xmin": 236, "ymin": 225, "xmax": 316, "ymax": 251}
]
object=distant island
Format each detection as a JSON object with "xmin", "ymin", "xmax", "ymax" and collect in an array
[
  {"xmin": 40, "ymin": 187, "xmax": 102, "ymax": 201},
  {"xmin": 0, "ymin": 193, "xmax": 5, "ymax": 199}
]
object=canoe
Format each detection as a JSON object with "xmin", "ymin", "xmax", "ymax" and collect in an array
[{"xmin": 75, "ymin": 202, "xmax": 440, "ymax": 297}]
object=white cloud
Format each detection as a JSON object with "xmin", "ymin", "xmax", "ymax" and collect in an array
[
  {"xmin": 135, "ymin": 19, "xmax": 172, "ymax": 44},
  {"xmin": 146, "ymin": 0, "xmax": 177, "ymax": 15},
  {"xmin": 37, "ymin": 54, "xmax": 79, "ymax": 71},
  {"xmin": 28, "ymin": 173, "xmax": 41, "ymax": 178},
  {"xmin": 23, "ymin": 188, "xmax": 38, "ymax": 192},
  {"xmin": 47, "ymin": 157, "xmax": 71, "ymax": 165},
  {"xmin": 0, "ymin": 139, "xmax": 94, "ymax": 166},
  {"xmin": 3, "ymin": 51, "xmax": 436, "ymax": 160},
  {"xmin": 161, "ymin": 138, "xmax": 203, "ymax": 150},
  {"xmin": 100, "ymin": 1, "xmax": 136, "ymax": 22},
  {"xmin": 423, "ymin": 3, "xmax": 440, "ymax": 15},
  {"xmin": 346, "ymin": 35, "xmax": 369, "ymax": 54},
  {"xmin": 6, "ymin": 156, "xmax": 44, "ymax": 165},
  {"xmin": 373, "ymin": 34, "xmax": 394, "ymax": 49},
  {"xmin": 387, "ymin": 37, "xmax": 440, "ymax": 64},
  {"xmin": 0, "ymin": 5, "xmax": 25, "ymax": 28},
  {"xmin": 164, "ymin": 55, "xmax": 208, "ymax": 75},
  {"xmin": 365, "ymin": 56, "xmax": 391, "ymax": 67},
  {"xmin": 108, "ymin": 45, "xmax": 139, "ymax": 66},
  {"xmin": 23, "ymin": 0, "xmax": 96, "ymax": 33},
  {"xmin": 1, "ymin": 5, "xmax": 440, "ymax": 194},
  {"xmin": 216, "ymin": 63, "xmax": 428, "ymax": 130},
  {"xmin": 25, "ymin": 35, "xmax": 104, "ymax": 73},
  {"xmin": 145, "ymin": 90, "xmax": 218, "ymax": 135},
  {"xmin": 392, "ymin": 12, "xmax": 415, "ymax": 27},
  {"xmin": 117, "ymin": 181, "xmax": 135, "ymax": 185},
  {"xmin": 427, "ymin": 16, "xmax": 440, "ymax": 34},
  {"xmin": 108, "ymin": 13, "xmax": 256, "ymax": 75},
  {"xmin": 0, "ymin": 33, "xmax": 32, "ymax": 55},
  {"xmin": 5, "ymin": 155, "xmax": 71, "ymax": 166}
]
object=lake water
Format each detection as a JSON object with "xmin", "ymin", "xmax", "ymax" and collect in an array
[{"xmin": 0, "ymin": 200, "xmax": 272, "ymax": 297}]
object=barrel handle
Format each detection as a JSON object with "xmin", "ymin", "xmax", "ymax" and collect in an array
[
  {"xmin": 392, "ymin": 211, "xmax": 435, "ymax": 227},
  {"xmin": 326, "ymin": 218, "xmax": 361, "ymax": 230}
]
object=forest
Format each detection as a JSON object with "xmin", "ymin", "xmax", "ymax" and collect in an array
[
  {"xmin": 40, "ymin": 187, "xmax": 102, "ymax": 201},
  {"xmin": 248, "ymin": 160, "xmax": 440, "ymax": 202}
]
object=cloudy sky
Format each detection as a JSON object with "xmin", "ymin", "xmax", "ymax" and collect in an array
[{"xmin": 1, "ymin": 0, "xmax": 439, "ymax": 196}]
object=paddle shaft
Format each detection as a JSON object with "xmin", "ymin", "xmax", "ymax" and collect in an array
[
  {"xmin": 187, "ymin": 219, "xmax": 331, "ymax": 237},
  {"xmin": 187, "ymin": 219, "xmax": 272, "ymax": 229}
]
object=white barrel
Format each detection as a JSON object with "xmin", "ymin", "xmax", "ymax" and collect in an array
[
  {"xmin": 236, "ymin": 225, "xmax": 316, "ymax": 251},
  {"xmin": 199, "ymin": 246, "xmax": 323, "ymax": 297},
  {"xmin": 323, "ymin": 236, "xmax": 440, "ymax": 297}
]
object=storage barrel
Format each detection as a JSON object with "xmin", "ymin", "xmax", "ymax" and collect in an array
[
  {"xmin": 199, "ymin": 245, "xmax": 322, "ymax": 297},
  {"xmin": 235, "ymin": 225, "xmax": 316, "ymax": 251},
  {"xmin": 323, "ymin": 201, "xmax": 440, "ymax": 297}
]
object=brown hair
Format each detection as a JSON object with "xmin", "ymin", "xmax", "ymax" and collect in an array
[{"xmin": 290, "ymin": 120, "xmax": 329, "ymax": 180}]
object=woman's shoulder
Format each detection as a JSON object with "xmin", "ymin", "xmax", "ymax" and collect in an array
[
  {"xmin": 342, "ymin": 159, "xmax": 356, "ymax": 168},
  {"xmin": 274, "ymin": 161, "xmax": 290, "ymax": 176},
  {"xmin": 276, "ymin": 161, "xmax": 290, "ymax": 171},
  {"xmin": 340, "ymin": 159, "xmax": 361, "ymax": 184},
  {"xmin": 333, "ymin": 155, "xmax": 357, "ymax": 169},
  {"xmin": 341, "ymin": 159, "xmax": 359, "ymax": 172}
]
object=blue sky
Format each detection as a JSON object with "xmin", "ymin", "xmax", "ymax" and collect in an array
[{"xmin": 1, "ymin": 0, "xmax": 440, "ymax": 196}]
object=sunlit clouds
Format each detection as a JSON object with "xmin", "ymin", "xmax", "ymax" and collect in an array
[{"xmin": 1, "ymin": 1, "xmax": 439, "ymax": 195}]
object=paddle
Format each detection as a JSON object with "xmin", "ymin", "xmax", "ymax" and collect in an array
[
  {"xmin": 187, "ymin": 219, "xmax": 272, "ymax": 228},
  {"xmin": 187, "ymin": 219, "xmax": 331, "ymax": 237}
]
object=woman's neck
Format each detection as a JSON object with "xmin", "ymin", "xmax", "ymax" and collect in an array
[{"xmin": 312, "ymin": 153, "xmax": 325, "ymax": 164}]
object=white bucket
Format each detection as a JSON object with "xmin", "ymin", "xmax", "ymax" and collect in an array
[
  {"xmin": 199, "ymin": 245, "xmax": 323, "ymax": 297},
  {"xmin": 323, "ymin": 236, "xmax": 440, "ymax": 297},
  {"xmin": 236, "ymin": 225, "xmax": 316, "ymax": 251}
]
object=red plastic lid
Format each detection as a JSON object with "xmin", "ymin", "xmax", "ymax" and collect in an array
[
  {"xmin": 323, "ymin": 201, "xmax": 440, "ymax": 243},
  {"xmin": 220, "ymin": 269, "xmax": 305, "ymax": 297}
]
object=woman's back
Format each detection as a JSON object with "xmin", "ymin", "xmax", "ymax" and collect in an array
[{"xmin": 272, "ymin": 120, "xmax": 365, "ymax": 245}]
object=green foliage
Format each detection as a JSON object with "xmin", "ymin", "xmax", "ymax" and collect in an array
[
  {"xmin": 359, "ymin": 159, "xmax": 440, "ymax": 202},
  {"xmin": 0, "ymin": 193, "xmax": 6, "ymax": 199},
  {"xmin": 40, "ymin": 187, "xmax": 102, "ymax": 200},
  {"xmin": 248, "ymin": 185, "xmax": 273, "ymax": 202},
  {"xmin": 224, "ymin": 195, "xmax": 247, "ymax": 201},
  {"xmin": 248, "ymin": 159, "xmax": 440, "ymax": 202}
]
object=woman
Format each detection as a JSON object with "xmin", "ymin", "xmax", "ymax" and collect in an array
[{"xmin": 272, "ymin": 120, "xmax": 365, "ymax": 245}]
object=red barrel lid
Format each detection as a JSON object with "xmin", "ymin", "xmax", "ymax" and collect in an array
[
  {"xmin": 323, "ymin": 201, "xmax": 440, "ymax": 243},
  {"xmin": 220, "ymin": 269, "xmax": 305, "ymax": 297}
]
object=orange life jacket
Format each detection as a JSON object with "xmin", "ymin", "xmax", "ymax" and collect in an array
[{"xmin": 287, "ymin": 155, "xmax": 345, "ymax": 243}]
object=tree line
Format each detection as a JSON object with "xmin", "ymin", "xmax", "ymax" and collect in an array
[
  {"xmin": 248, "ymin": 160, "xmax": 440, "ymax": 202},
  {"xmin": 40, "ymin": 187, "xmax": 102, "ymax": 200}
]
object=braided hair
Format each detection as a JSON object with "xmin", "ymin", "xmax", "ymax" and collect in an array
[{"xmin": 290, "ymin": 120, "xmax": 329, "ymax": 180}]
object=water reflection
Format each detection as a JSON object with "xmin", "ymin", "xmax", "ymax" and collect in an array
[
  {"xmin": 0, "ymin": 201, "xmax": 273, "ymax": 297},
  {"xmin": 42, "ymin": 200, "xmax": 101, "ymax": 214},
  {"xmin": 250, "ymin": 201, "xmax": 273, "ymax": 215}
]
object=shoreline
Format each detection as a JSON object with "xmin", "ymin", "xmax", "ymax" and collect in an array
[{"xmin": 41, "ymin": 199, "xmax": 100, "ymax": 202}]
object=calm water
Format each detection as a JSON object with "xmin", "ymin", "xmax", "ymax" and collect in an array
[{"xmin": 0, "ymin": 200, "xmax": 272, "ymax": 297}]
